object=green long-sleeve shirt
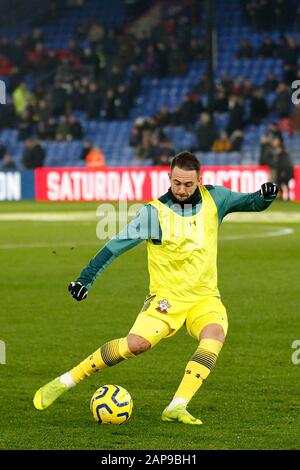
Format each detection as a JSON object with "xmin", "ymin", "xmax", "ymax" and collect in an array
[{"xmin": 77, "ymin": 185, "xmax": 276, "ymax": 289}]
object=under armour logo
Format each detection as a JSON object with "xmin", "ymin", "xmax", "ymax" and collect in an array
[{"xmin": 189, "ymin": 221, "xmax": 196, "ymax": 226}]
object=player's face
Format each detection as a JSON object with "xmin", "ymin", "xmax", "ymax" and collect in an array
[{"xmin": 169, "ymin": 167, "xmax": 200, "ymax": 201}]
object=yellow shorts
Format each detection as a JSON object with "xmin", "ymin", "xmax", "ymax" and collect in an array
[{"xmin": 129, "ymin": 294, "xmax": 228, "ymax": 346}]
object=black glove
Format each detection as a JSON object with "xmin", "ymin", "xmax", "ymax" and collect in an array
[
  {"xmin": 68, "ymin": 281, "xmax": 88, "ymax": 301},
  {"xmin": 260, "ymin": 182, "xmax": 279, "ymax": 199}
]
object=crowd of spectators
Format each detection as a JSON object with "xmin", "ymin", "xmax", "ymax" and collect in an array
[
  {"xmin": 0, "ymin": 1, "xmax": 203, "ymax": 133},
  {"xmin": 129, "ymin": 63, "xmax": 297, "ymax": 163},
  {"xmin": 243, "ymin": 0, "xmax": 295, "ymax": 31},
  {"xmin": 0, "ymin": 1, "xmax": 206, "ymax": 169},
  {"xmin": 259, "ymin": 122, "xmax": 294, "ymax": 198},
  {"xmin": 237, "ymin": 35, "xmax": 299, "ymax": 84}
]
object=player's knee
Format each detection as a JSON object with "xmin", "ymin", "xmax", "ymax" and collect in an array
[
  {"xmin": 126, "ymin": 334, "xmax": 151, "ymax": 355},
  {"xmin": 200, "ymin": 323, "xmax": 226, "ymax": 343}
]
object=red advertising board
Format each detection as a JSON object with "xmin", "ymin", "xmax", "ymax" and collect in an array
[
  {"xmin": 35, "ymin": 166, "xmax": 276, "ymax": 202},
  {"xmin": 291, "ymin": 166, "xmax": 300, "ymax": 201}
]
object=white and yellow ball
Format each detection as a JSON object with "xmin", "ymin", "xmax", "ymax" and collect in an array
[{"xmin": 90, "ymin": 384, "xmax": 133, "ymax": 425}]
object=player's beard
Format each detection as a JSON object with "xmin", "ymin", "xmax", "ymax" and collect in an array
[{"xmin": 168, "ymin": 186, "xmax": 201, "ymax": 207}]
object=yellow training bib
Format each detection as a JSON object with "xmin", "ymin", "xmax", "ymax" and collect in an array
[{"xmin": 147, "ymin": 185, "xmax": 220, "ymax": 301}]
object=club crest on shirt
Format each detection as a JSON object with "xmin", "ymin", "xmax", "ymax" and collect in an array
[{"xmin": 156, "ymin": 299, "xmax": 171, "ymax": 313}]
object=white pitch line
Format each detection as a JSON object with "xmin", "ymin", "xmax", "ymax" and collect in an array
[
  {"xmin": 224, "ymin": 212, "xmax": 300, "ymax": 223},
  {"xmin": 0, "ymin": 241, "xmax": 101, "ymax": 249},
  {"xmin": 0, "ymin": 226, "xmax": 294, "ymax": 249},
  {"xmin": 0, "ymin": 211, "xmax": 300, "ymax": 222},
  {"xmin": 0, "ymin": 211, "xmax": 97, "ymax": 221},
  {"xmin": 220, "ymin": 226, "xmax": 294, "ymax": 240}
]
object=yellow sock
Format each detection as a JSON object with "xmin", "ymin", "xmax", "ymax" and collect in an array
[
  {"xmin": 70, "ymin": 337, "xmax": 135, "ymax": 384},
  {"xmin": 174, "ymin": 338, "xmax": 223, "ymax": 403}
]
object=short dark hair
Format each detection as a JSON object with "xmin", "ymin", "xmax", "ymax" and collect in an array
[{"xmin": 170, "ymin": 151, "xmax": 201, "ymax": 175}]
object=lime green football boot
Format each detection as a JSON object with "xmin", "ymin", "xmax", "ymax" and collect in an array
[
  {"xmin": 33, "ymin": 377, "xmax": 68, "ymax": 411},
  {"xmin": 161, "ymin": 405, "xmax": 202, "ymax": 425}
]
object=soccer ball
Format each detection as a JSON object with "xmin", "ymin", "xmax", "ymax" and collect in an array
[{"xmin": 90, "ymin": 384, "xmax": 133, "ymax": 425}]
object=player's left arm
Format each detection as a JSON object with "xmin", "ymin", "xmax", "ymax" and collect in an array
[{"xmin": 211, "ymin": 182, "xmax": 278, "ymax": 221}]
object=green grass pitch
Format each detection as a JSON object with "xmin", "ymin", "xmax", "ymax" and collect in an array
[{"xmin": 0, "ymin": 200, "xmax": 300, "ymax": 450}]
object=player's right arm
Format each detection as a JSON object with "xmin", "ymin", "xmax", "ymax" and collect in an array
[
  {"xmin": 208, "ymin": 182, "xmax": 278, "ymax": 224},
  {"xmin": 68, "ymin": 204, "xmax": 159, "ymax": 301}
]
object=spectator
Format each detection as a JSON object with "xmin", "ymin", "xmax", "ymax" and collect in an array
[
  {"xmin": 70, "ymin": 79, "xmax": 85, "ymax": 111},
  {"xmin": 250, "ymin": 88, "xmax": 269, "ymax": 124},
  {"xmin": 194, "ymin": 72, "xmax": 210, "ymax": 96},
  {"xmin": 87, "ymin": 22, "xmax": 104, "ymax": 44},
  {"xmin": 35, "ymin": 99, "xmax": 52, "ymax": 122},
  {"xmin": 212, "ymin": 132, "xmax": 231, "ymax": 152},
  {"xmin": 1, "ymin": 154, "xmax": 17, "ymax": 170},
  {"xmin": 85, "ymin": 83, "xmax": 102, "ymax": 120},
  {"xmin": 180, "ymin": 94, "xmax": 200, "ymax": 129},
  {"xmin": 128, "ymin": 64, "xmax": 142, "ymax": 104},
  {"xmin": 227, "ymin": 96, "xmax": 245, "ymax": 134},
  {"xmin": 0, "ymin": 53, "xmax": 13, "ymax": 75},
  {"xmin": 22, "ymin": 138, "xmax": 45, "ymax": 169},
  {"xmin": 297, "ymin": 4, "xmax": 300, "ymax": 32},
  {"xmin": 263, "ymin": 73, "xmax": 279, "ymax": 93},
  {"xmin": 129, "ymin": 119, "xmax": 144, "ymax": 147},
  {"xmin": 266, "ymin": 122, "xmax": 283, "ymax": 142},
  {"xmin": 0, "ymin": 96, "xmax": 16, "ymax": 130},
  {"xmin": 56, "ymin": 116, "xmax": 69, "ymax": 141},
  {"xmin": 156, "ymin": 106, "xmax": 171, "ymax": 128},
  {"xmin": 50, "ymin": 81, "xmax": 68, "ymax": 116},
  {"xmin": 272, "ymin": 82, "xmax": 291, "ymax": 117},
  {"xmin": 237, "ymin": 39, "xmax": 254, "ymax": 58},
  {"xmin": 242, "ymin": 79, "xmax": 254, "ymax": 99},
  {"xmin": 144, "ymin": 44, "xmax": 158, "ymax": 76},
  {"xmin": 0, "ymin": 141, "xmax": 7, "ymax": 160},
  {"xmin": 197, "ymin": 113, "xmax": 217, "ymax": 152},
  {"xmin": 67, "ymin": 115, "xmax": 84, "ymax": 140},
  {"xmin": 257, "ymin": 37, "xmax": 277, "ymax": 58},
  {"xmin": 80, "ymin": 140, "xmax": 93, "ymax": 160},
  {"xmin": 230, "ymin": 130, "xmax": 244, "ymax": 151},
  {"xmin": 188, "ymin": 37, "xmax": 206, "ymax": 61},
  {"xmin": 214, "ymin": 88, "xmax": 228, "ymax": 112},
  {"xmin": 292, "ymin": 104, "xmax": 300, "ymax": 134},
  {"xmin": 220, "ymin": 72, "xmax": 233, "ymax": 97},
  {"xmin": 18, "ymin": 110, "xmax": 33, "ymax": 141},
  {"xmin": 102, "ymin": 88, "xmax": 115, "ymax": 121},
  {"xmin": 144, "ymin": 136, "xmax": 163, "ymax": 163},
  {"xmin": 45, "ymin": 117, "xmax": 57, "ymax": 140},
  {"xmin": 136, "ymin": 129, "xmax": 152, "ymax": 160},
  {"xmin": 85, "ymin": 146, "xmax": 105, "ymax": 168},
  {"xmin": 167, "ymin": 41, "xmax": 186, "ymax": 76},
  {"xmin": 153, "ymin": 140, "xmax": 175, "ymax": 166},
  {"xmin": 282, "ymin": 37, "xmax": 299, "ymax": 83},
  {"xmin": 259, "ymin": 133, "xmax": 276, "ymax": 179},
  {"xmin": 36, "ymin": 121, "xmax": 48, "ymax": 140},
  {"xmin": 13, "ymin": 82, "xmax": 32, "ymax": 116},
  {"xmin": 278, "ymin": 116, "xmax": 294, "ymax": 137},
  {"xmin": 114, "ymin": 84, "xmax": 129, "ymax": 120},
  {"xmin": 272, "ymin": 137, "xmax": 294, "ymax": 200}
]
